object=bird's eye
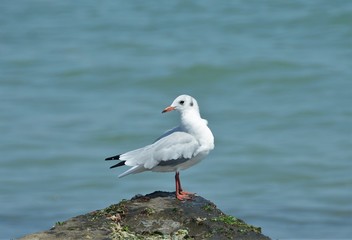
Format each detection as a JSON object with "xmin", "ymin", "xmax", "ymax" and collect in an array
[{"xmin": 179, "ymin": 100, "xmax": 185, "ymax": 105}]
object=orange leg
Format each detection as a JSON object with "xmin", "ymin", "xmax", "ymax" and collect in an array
[{"xmin": 175, "ymin": 171, "xmax": 194, "ymax": 201}]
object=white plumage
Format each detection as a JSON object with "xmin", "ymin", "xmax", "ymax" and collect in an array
[{"xmin": 106, "ymin": 94, "xmax": 214, "ymax": 200}]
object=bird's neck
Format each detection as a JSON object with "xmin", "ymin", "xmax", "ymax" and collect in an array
[
  {"xmin": 180, "ymin": 110, "xmax": 201, "ymax": 128},
  {"xmin": 180, "ymin": 111, "xmax": 214, "ymax": 149}
]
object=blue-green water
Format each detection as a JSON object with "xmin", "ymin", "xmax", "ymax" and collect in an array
[{"xmin": 1, "ymin": 1, "xmax": 352, "ymax": 239}]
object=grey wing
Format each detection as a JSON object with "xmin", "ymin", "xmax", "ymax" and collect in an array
[{"xmin": 120, "ymin": 131, "xmax": 200, "ymax": 169}]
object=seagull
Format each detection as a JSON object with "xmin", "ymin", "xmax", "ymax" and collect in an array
[{"xmin": 105, "ymin": 95, "xmax": 214, "ymax": 200}]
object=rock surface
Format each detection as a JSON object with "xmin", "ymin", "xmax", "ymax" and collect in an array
[{"xmin": 19, "ymin": 191, "xmax": 270, "ymax": 239}]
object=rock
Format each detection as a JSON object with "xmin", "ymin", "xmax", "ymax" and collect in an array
[{"xmin": 19, "ymin": 191, "xmax": 270, "ymax": 240}]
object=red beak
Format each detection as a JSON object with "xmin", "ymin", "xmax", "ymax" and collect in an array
[{"xmin": 162, "ymin": 106, "xmax": 176, "ymax": 113}]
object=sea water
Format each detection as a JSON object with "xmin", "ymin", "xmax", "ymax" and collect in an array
[{"xmin": 1, "ymin": 1, "xmax": 351, "ymax": 239}]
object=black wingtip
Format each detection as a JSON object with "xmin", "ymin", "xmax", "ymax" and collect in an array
[
  {"xmin": 105, "ymin": 154, "xmax": 120, "ymax": 161},
  {"xmin": 110, "ymin": 161, "xmax": 126, "ymax": 169}
]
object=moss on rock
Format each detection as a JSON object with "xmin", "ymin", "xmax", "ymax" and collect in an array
[{"xmin": 19, "ymin": 191, "xmax": 270, "ymax": 240}]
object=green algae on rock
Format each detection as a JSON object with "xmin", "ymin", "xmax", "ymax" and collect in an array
[{"xmin": 19, "ymin": 191, "xmax": 270, "ymax": 240}]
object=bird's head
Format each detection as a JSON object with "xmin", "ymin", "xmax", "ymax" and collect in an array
[{"xmin": 162, "ymin": 95, "xmax": 199, "ymax": 114}]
